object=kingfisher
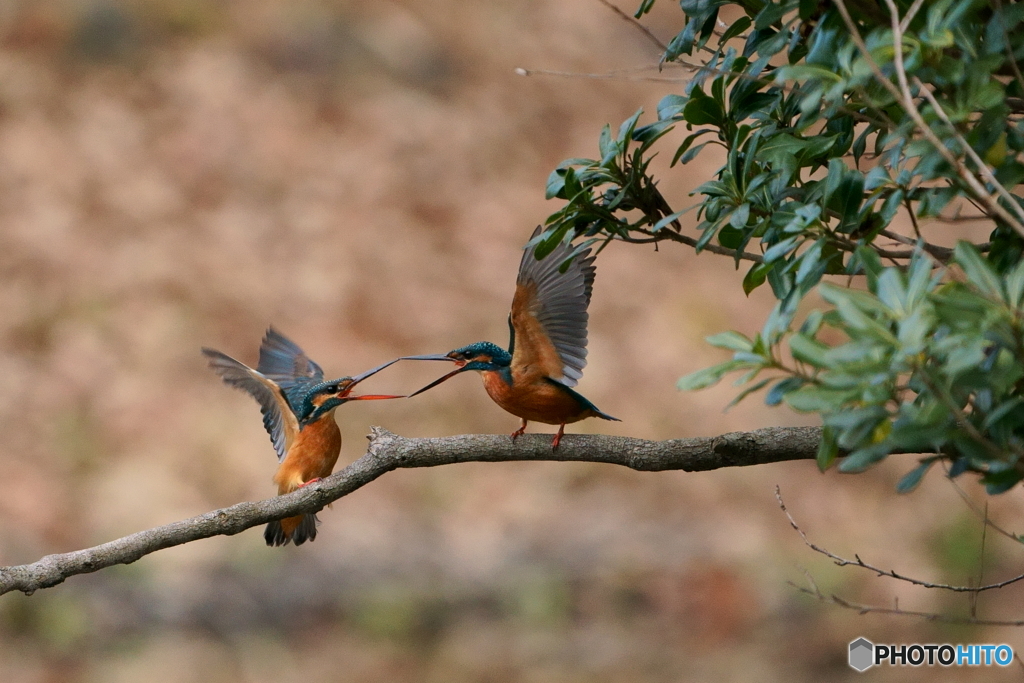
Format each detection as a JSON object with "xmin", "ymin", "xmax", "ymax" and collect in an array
[
  {"xmin": 404, "ymin": 226, "xmax": 619, "ymax": 448},
  {"xmin": 202, "ymin": 328, "xmax": 402, "ymax": 546}
]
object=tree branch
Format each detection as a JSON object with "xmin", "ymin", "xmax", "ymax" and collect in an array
[
  {"xmin": 0, "ymin": 425, "xmax": 893, "ymax": 597},
  {"xmin": 791, "ymin": 575, "xmax": 1024, "ymax": 627},
  {"xmin": 777, "ymin": 486, "xmax": 1024, "ymax": 593}
]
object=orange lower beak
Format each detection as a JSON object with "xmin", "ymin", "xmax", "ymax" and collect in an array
[{"xmin": 345, "ymin": 394, "xmax": 405, "ymax": 400}]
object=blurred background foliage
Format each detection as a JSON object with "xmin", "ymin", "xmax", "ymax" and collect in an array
[{"xmin": 0, "ymin": 1, "xmax": 1023, "ymax": 682}]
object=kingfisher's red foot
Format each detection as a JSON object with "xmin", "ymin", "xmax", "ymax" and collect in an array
[
  {"xmin": 551, "ymin": 424, "xmax": 566, "ymax": 450},
  {"xmin": 510, "ymin": 419, "xmax": 528, "ymax": 442},
  {"xmin": 297, "ymin": 477, "xmax": 322, "ymax": 488}
]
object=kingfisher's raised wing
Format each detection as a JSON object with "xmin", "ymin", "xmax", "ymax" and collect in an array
[
  {"xmin": 203, "ymin": 348, "xmax": 299, "ymax": 462},
  {"xmin": 509, "ymin": 226, "xmax": 596, "ymax": 387},
  {"xmin": 256, "ymin": 327, "xmax": 325, "ymax": 410}
]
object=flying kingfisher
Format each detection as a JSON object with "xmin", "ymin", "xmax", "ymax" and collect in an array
[
  {"xmin": 404, "ymin": 226, "xmax": 619, "ymax": 448},
  {"xmin": 203, "ymin": 328, "xmax": 402, "ymax": 546}
]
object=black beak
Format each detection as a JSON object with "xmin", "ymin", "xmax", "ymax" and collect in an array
[
  {"xmin": 399, "ymin": 354, "xmax": 458, "ymax": 362},
  {"xmin": 348, "ymin": 358, "xmax": 402, "ymax": 385},
  {"xmin": 407, "ymin": 364, "xmax": 470, "ymax": 397},
  {"xmin": 337, "ymin": 358, "xmax": 406, "ymax": 401}
]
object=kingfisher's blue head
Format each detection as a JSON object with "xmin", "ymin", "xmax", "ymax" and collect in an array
[
  {"xmin": 446, "ymin": 342, "xmax": 512, "ymax": 371},
  {"xmin": 296, "ymin": 366, "xmax": 404, "ymax": 426},
  {"xmin": 400, "ymin": 342, "xmax": 512, "ymax": 397},
  {"xmin": 297, "ymin": 378, "xmax": 359, "ymax": 424}
]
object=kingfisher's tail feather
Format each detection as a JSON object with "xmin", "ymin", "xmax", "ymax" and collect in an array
[
  {"xmin": 264, "ymin": 513, "xmax": 320, "ymax": 546},
  {"xmin": 594, "ymin": 410, "xmax": 621, "ymax": 422}
]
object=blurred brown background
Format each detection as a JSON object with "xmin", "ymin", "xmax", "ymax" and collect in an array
[{"xmin": 1, "ymin": 1, "xmax": 1023, "ymax": 681}]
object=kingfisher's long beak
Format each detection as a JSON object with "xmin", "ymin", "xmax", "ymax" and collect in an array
[
  {"xmin": 407, "ymin": 363, "xmax": 470, "ymax": 397},
  {"xmin": 338, "ymin": 358, "xmax": 405, "ymax": 401},
  {"xmin": 349, "ymin": 358, "xmax": 402, "ymax": 384},
  {"xmin": 399, "ymin": 353, "xmax": 457, "ymax": 362},
  {"xmin": 345, "ymin": 393, "xmax": 405, "ymax": 401}
]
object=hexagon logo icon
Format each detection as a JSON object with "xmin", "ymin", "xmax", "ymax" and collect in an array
[{"xmin": 849, "ymin": 638, "xmax": 874, "ymax": 672}]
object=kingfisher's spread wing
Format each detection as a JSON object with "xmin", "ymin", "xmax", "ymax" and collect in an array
[
  {"xmin": 203, "ymin": 348, "xmax": 299, "ymax": 462},
  {"xmin": 256, "ymin": 327, "xmax": 325, "ymax": 409},
  {"xmin": 509, "ymin": 226, "xmax": 596, "ymax": 387}
]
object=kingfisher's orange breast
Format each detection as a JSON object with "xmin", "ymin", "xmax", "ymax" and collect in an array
[
  {"xmin": 273, "ymin": 410, "xmax": 341, "ymax": 494},
  {"xmin": 480, "ymin": 370, "xmax": 591, "ymax": 425}
]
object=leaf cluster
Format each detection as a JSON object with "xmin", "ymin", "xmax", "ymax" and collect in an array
[
  {"xmin": 543, "ymin": 0, "xmax": 1024, "ymax": 491},
  {"xmin": 683, "ymin": 244, "xmax": 1024, "ymax": 493}
]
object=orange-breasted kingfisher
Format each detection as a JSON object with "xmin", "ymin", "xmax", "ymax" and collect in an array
[
  {"xmin": 403, "ymin": 226, "xmax": 619, "ymax": 448},
  {"xmin": 202, "ymin": 328, "xmax": 402, "ymax": 546}
]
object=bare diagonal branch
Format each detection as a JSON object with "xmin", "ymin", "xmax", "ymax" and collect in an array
[
  {"xmin": 791, "ymin": 579, "xmax": 1024, "ymax": 627},
  {"xmin": 777, "ymin": 487, "xmax": 1024, "ymax": 593},
  {"xmin": 0, "ymin": 425, "xmax": 875, "ymax": 597}
]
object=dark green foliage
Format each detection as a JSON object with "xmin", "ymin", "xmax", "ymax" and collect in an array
[{"xmin": 545, "ymin": 0, "xmax": 1024, "ymax": 494}]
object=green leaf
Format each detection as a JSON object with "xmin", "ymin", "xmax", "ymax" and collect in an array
[
  {"xmin": 683, "ymin": 92, "xmax": 724, "ymax": 126},
  {"xmin": 677, "ymin": 360, "xmax": 746, "ymax": 391},
  {"xmin": 838, "ymin": 445, "xmax": 889, "ymax": 473},
  {"xmin": 679, "ymin": 141, "xmax": 711, "ymax": 165},
  {"xmin": 981, "ymin": 468, "xmax": 1024, "ymax": 495},
  {"xmin": 765, "ymin": 376, "xmax": 804, "ymax": 406},
  {"xmin": 1004, "ymin": 257, "xmax": 1024, "ymax": 309},
  {"xmin": 617, "ymin": 108, "xmax": 644, "ymax": 144},
  {"xmin": 743, "ymin": 262, "xmax": 771, "ymax": 295},
  {"xmin": 954, "ymin": 240, "xmax": 1003, "ymax": 299},
  {"xmin": 720, "ymin": 16, "xmax": 752, "ymax": 43},
  {"xmin": 784, "ymin": 385, "xmax": 858, "ymax": 412},
  {"xmin": 763, "ymin": 236, "xmax": 801, "ymax": 263},
  {"xmin": 730, "ymin": 202, "xmax": 751, "ymax": 229},
  {"xmin": 598, "ymin": 124, "xmax": 615, "ymax": 160},
  {"xmin": 545, "ymin": 169, "xmax": 567, "ymax": 200},
  {"xmin": 533, "ymin": 224, "xmax": 570, "ymax": 260},
  {"xmin": 705, "ymin": 330, "xmax": 755, "ymax": 353},
  {"xmin": 817, "ymin": 425, "xmax": 840, "ymax": 471},
  {"xmin": 896, "ymin": 460, "xmax": 934, "ymax": 493},
  {"xmin": 652, "ymin": 210, "xmax": 687, "ymax": 232},
  {"xmin": 671, "ymin": 129, "xmax": 714, "ymax": 166},
  {"xmin": 775, "ymin": 64, "xmax": 843, "ymax": 83},
  {"xmin": 789, "ymin": 333, "xmax": 830, "ymax": 368},
  {"xmin": 727, "ymin": 377, "xmax": 773, "ymax": 408}
]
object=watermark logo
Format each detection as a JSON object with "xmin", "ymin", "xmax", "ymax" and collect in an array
[
  {"xmin": 848, "ymin": 638, "xmax": 1014, "ymax": 671},
  {"xmin": 849, "ymin": 638, "xmax": 874, "ymax": 672}
]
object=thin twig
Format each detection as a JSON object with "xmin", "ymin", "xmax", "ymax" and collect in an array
[
  {"xmin": 913, "ymin": 76, "xmax": 1024, "ymax": 228},
  {"xmin": 792, "ymin": 579, "xmax": 1024, "ymax": 626},
  {"xmin": 776, "ymin": 486, "xmax": 1024, "ymax": 592},
  {"xmin": 878, "ymin": 228, "xmax": 953, "ymax": 262},
  {"xmin": 514, "ymin": 67, "xmax": 695, "ymax": 84},
  {"xmin": 627, "ymin": 226, "xmax": 764, "ymax": 263},
  {"xmin": 595, "ymin": 0, "xmax": 668, "ymax": 52},
  {"xmin": 942, "ymin": 463, "xmax": 1024, "ymax": 544},
  {"xmin": 898, "ymin": 0, "xmax": 927, "ymax": 33},
  {"xmin": 970, "ymin": 502, "xmax": 990, "ymax": 618},
  {"xmin": 884, "ymin": 0, "xmax": 1024, "ymax": 235}
]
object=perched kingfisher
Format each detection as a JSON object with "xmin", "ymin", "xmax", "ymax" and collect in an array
[
  {"xmin": 404, "ymin": 226, "xmax": 619, "ymax": 448},
  {"xmin": 202, "ymin": 328, "xmax": 402, "ymax": 546}
]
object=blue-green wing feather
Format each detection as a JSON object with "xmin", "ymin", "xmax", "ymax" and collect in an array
[
  {"xmin": 256, "ymin": 327, "xmax": 324, "ymax": 410},
  {"xmin": 203, "ymin": 348, "xmax": 299, "ymax": 461}
]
